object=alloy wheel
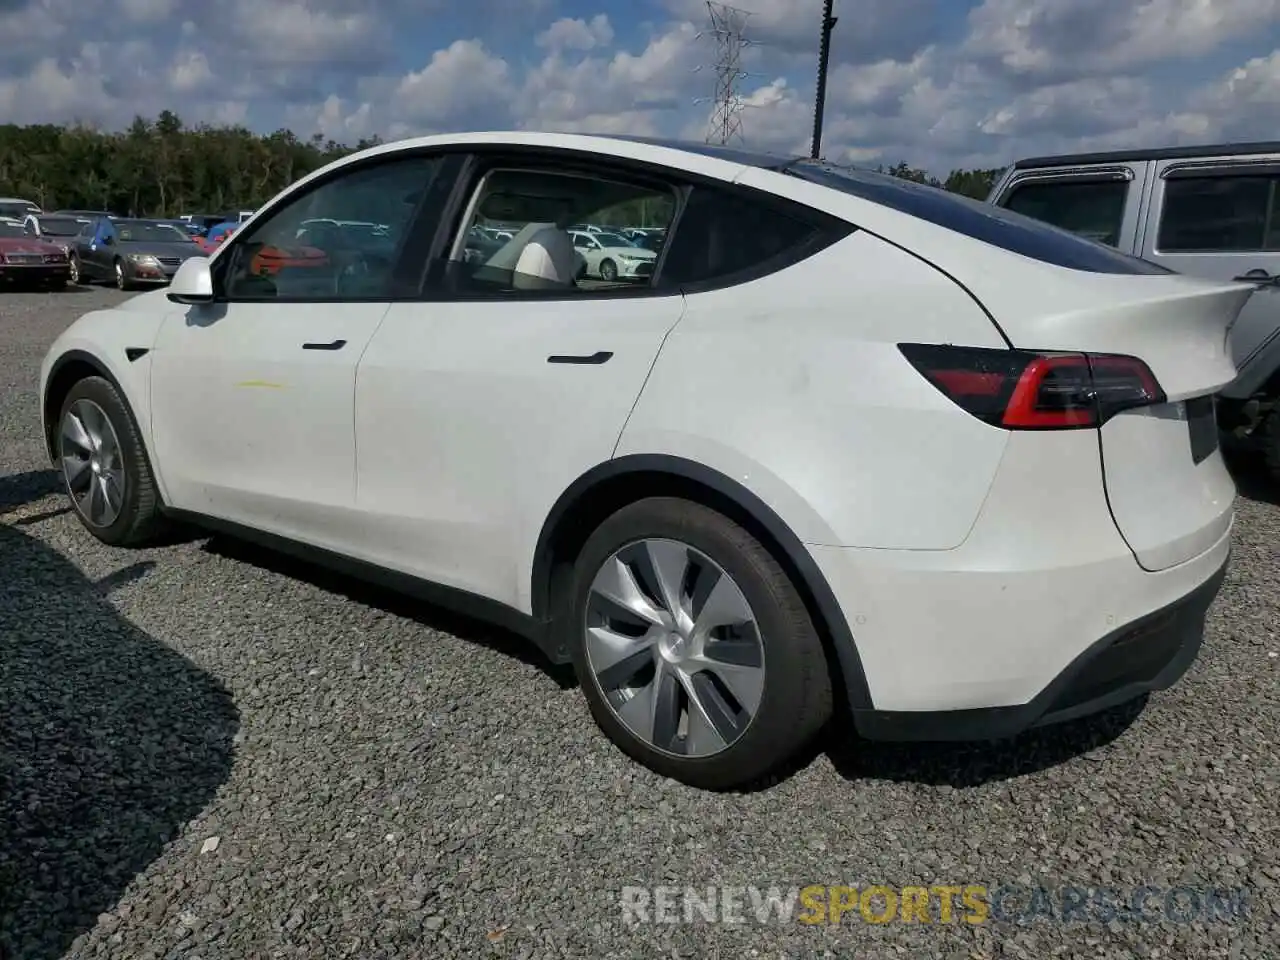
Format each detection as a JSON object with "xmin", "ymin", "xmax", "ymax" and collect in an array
[
  {"xmin": 115, "ymin": 261, "xmax": 125, "ymax": 290},
  {"xmin": 60, "ymin": 398, "xmax": 126, "ymax": 528},
  {"xmin": 584, "ymin": 538, "xmax": 765, "ymax": 758},
  {"xmin": 69, "ymin": 256, "xmax": 80, "ymax": 284}
]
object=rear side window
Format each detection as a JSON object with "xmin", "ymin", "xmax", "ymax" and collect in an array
[
  {"xmin": 1158, "ymin": 173, "xmax": 1279, "ymax": 252},
  {"xmin": 787, "ymin": 161, "xmax": 1169, "ymax": 275},
  {"xmin": 657, "ymin": 185, "xmax": 832, "ymax": 289},
  {"xmin": 1000, "ymin": 179, "xmax": 1129, "ymax": 247}
]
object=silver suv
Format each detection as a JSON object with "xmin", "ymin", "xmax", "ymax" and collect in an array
[{"xmin": 987, "ymin": 142, "xmax": 1280, "ymax": 478}]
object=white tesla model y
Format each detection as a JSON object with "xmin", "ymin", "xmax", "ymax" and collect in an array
[{"xmin": 40, "ymin": 132, "xmax": 1243, "ymax": 789}]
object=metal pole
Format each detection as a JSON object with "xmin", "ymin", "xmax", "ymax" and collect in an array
[{"xmin": 810, "ymin": 0, "xmax": 837, "ymax": 159}]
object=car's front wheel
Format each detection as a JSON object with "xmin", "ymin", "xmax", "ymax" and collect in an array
[
  {"xmin": 68, "ymin": 256, "xmax": 82, "ymax": 285},
  {"xmin": 599, "ymin": 258, "xmax": 618, "ymax": 282},
  {"xmin": 57, "ymin": 376, "xmax": 166, "ymax": 546},
  {"xmin": 114, "ymin": 258, "xmax": 133, "ymax": 291},
  {"xmin": 569, "ymin": 497, "xmax": 833, "ymax": 790}
]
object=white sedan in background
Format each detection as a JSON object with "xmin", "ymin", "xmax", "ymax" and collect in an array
[
  {"xmin": 39, "ymin": 130, "xmax": 1241, "ymax": 790},
  {"xmin": 569, "ymin": 229, "xmax": 657, "ymax": 281}
]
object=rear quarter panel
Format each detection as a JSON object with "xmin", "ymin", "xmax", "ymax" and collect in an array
[{"xmin": 617, "ymin": 229, "xmax": 1011, "ymax": 550}]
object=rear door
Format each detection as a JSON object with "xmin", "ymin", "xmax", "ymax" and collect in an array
[
  {"xmin": 352, "ymin": 152, "xmax": 686, "ymax": 608},
  {"xmin": 1140, "ymin": 154, "xmax": 1280, "ymax": 396},
  {"xmin": 991, "ymin": 163, "xmax": 1150, "ymax": 253}
]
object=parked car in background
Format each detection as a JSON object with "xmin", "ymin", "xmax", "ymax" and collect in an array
[
  {"xmin": 22, "ymin": 213, "xmax": 89, "ymax": 253},
  {"xmin": 180, "ymin": 214, "xmax": 228, "ymax": 236},
  {"xmin": 68, "ymin": 216, "xmax": 202, "ymax": 289},
  {"xmin": 0, "ymin": 219, "xmax": 69, "ymax": 289},
  {"xmin": 39, "ymin": 131, "xmax": 1243, "ymax": 789},
  {"xmin": 0, "ymin": 197, "xmax": 41, "ymax": 220},
  {"xmin": 569, "ymin": 228, "xmax": 657, "ymax": 281},
  {"xmin": 203, "ymin": 221, "xmax": 239, "ymax": 247},
  {"xmin": 988, "ymin": 141, "xmax": 1280, "ymax": 479}
]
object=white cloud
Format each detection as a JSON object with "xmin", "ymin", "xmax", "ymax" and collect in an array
[
  {"xmin": 120, "ymin": 0, "xmax": 174, "ymax": 21},
  {"xmin": 966, "ymin": 0, "xmax": 1280, "ymax": 77},
  {"xmin": 393, "ymin": 39, "xmax": 513, "ymax": 127},
  {"xmin": 168, "ymin": 50, "xmax": 214, "ymax": 94},
  {"xmin": 2, "ymin": 0, "xmax": 1280, "ymax": 179},
  {"xmin": 536, "ymin": 15, "xmax": 614, "ymax": 52}
]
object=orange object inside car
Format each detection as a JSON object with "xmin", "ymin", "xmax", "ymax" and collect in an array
[{"xmin": 249, "ymin": 244, "xmax": 329, "ymax": 275}]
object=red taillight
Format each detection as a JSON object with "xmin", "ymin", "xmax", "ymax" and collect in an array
[{"xmin": 898, "ymin": 343, "xmax": 1165, "ymax": 430}]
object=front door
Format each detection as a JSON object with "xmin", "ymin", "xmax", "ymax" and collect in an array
[{"xmin": 148, "ymin": 151, "xmax": 448, "ymax": 546}]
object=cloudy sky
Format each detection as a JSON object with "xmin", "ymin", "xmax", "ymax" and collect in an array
[{"xmin": 2, "ymin": 0, "xmax": 1280, "ymax": 175}]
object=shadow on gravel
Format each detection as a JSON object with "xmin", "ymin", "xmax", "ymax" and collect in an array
[
  {"xmin": 824, "ymin": 697, "xmax": 1145, "ymax": 788},
  {"xmin": 0, "ymin": 469, "xmax": 61, "ymax": 511},
  {"xmin": 202, "ymin": 534, "xmax": 577, "ymax": 689},
  {"xmin": 1223, "ymin": 446, "xmax": 1279, "ymax": 505},
  {"xmin": 0, "ymin": 477, "xmax": 240, "ymax": 960},
  {"xmin": 1233, "ymin": 465, "xmax": 1279, "ymax": 506}
]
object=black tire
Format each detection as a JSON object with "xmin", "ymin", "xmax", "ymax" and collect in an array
[
  {"xmin": 68, "ymin": 256, "xmax": 82, "ymax": 285},
  {"xmin": 568, "ymin": 496, "xmax": 833, "ymax": 790},
  {"xmin": 1263, "ymin": 404, "xmax": 1280, "ymax": 483},
  {"xmin": 57, "ymin": 375, "xmax": 167, "ymax": 547},
  {"xmin": 114, "ymin": 258, "xmax": 132, "ymax": 291},
  {"xmin": 599, "ymin": 258, "xmax": 617, "ymax": 282}
]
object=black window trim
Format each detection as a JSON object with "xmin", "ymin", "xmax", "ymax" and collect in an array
[
  {"xmin": 1162, "ymin": 160, "xmax": 1280, "ymax": 180},
  {"xmin": 1155, "ymin": 161, "xmax": 1280, "ymax": 255},
  {"xmin": 410, "ymin": 144, "xmax": 853, "ymax": 303},
  {"xmin": 210, "ymin": 146, "xmax": 464, "ymax": 305},
  {"xmin": 996, "ymin": 165, "xmax": 1134, "ymax": 205},
  {"xmin": 204, "ymin": 140, "xmax": 854, "ymax": 306}
]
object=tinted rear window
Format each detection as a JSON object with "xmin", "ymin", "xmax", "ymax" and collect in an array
[{"xmin": 787, "ymin": 161, "xmax": 1170, "ymax": 275}]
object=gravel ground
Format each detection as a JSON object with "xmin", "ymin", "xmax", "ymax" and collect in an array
[{"xmin": 1, "ymin": 286, "xmax": 1278, "ymax": 960}]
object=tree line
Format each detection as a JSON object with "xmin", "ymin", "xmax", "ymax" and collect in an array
[{"xmin": 0, "ymin": 112, "xmax": 1004, "ymax": 218}]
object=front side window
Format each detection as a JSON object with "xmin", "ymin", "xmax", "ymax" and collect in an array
[
  {"xmin": 451, "ymin": 167, "xmax": 676, "ymax": 294},
  {"xmin": 1001, "ymin": 178, "xmax": 1130, "ymax": 247},
  {"xmin": 220, "ymin": 154, "xmax": 442, "ymax": 301},
  {"xmin": 1157, "ymin": 173, "xmax": 1279, "ymax": 253}
]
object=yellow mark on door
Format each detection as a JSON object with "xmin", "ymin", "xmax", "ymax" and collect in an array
[{"xmin": 236, "ymin": 379, "xmax": 287, "ymax": 389}]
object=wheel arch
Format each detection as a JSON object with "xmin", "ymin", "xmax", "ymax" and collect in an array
[
  {"xmin": 530, "ymin": 454, "xmax": 873, "ymax": 710},
  {"xmin": 43, "ymin": 350, "xmax": 150, "ymax": 472}
]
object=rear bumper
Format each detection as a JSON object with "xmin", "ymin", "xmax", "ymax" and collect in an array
[
  {"xmin": 804, "ymin": 429, "xmax": 1234, "ymax": 740},
  {"xmin": 850, "ymin": 556, "xmax": 1227, "ymax": 741}
]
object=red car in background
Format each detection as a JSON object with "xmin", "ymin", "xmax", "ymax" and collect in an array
[{"xmin": 0, "ymin": 221, "xmax": 70, "ymax": 289}]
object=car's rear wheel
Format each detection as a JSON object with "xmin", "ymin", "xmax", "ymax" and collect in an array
[
  {"xmin": 58, "ymin": 376, "xmax": 166, "ymax": 546},
  {"xmin": 569, "ymin": 497, "xmax": 832, "ymax": 790}
]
